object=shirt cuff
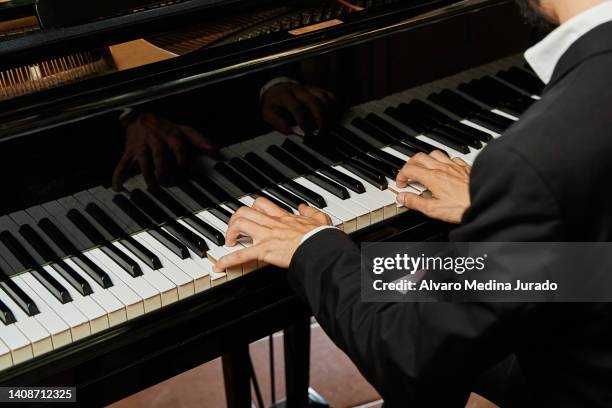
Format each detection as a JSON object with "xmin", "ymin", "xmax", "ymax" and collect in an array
[
  {"xmin": 299, "ymin": 226, "xmax": 338, "ymax": 246},
  {"xmin": 259, "ymin": 76, "xmax": 298, "ymax": 101}
]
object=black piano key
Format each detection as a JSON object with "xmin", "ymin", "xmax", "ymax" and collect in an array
[
  {"xmin": 481, "ymin": 76, "xmax": 534, "ymax": 105},
  {"xmin": 214, "ymin": 162, "xmax": 258, "ymax": 195},
  {"xmin": 365, "ymin": 149, "xmax": 405, "ymax": 170},
  {"xmin": 427, "ymin": 89, "xmax": 481, "ymax": 118},
  {"xmin": 496, "ymin": 66, "xmax": 544, "ymax": 95},
  {"xmin": 0, "ymin": 266, "xmax": 38, "ymax": 316},
  {"xmin": 112, "ymin": 194, "xmax": 189, "ymax": 259},
  {"xmin": 343, "ymin": 160, "xmax": 388, "ymax": 190},
  {"xmin": 267, "ymin": 145, "xmax": 349, "ymax": 199},
  {"xmin": 228, "ymin": 157, "xmax": 273, "ymax": 189},
  {"xmin": 144, "ymin": 189, "xmax": 225, "ymax": 245},
  {"xmin": 243, "ymin": 153, "xmax": 327, "ymax": 208},
  {"xmin": 177, "ymin": 182, "xmax": 214, "ymax": 208},
  {"xmin": 209, "ymin": 207, "xmax": 232, "ymax": 225},
  {"xmin": 66, "ymin": 209, "xmax": 142, "ymax": 278},
  {"xmin": 422, "ymin": 128, "xmax": 470, "ymax": 154},
  {"xmin": 332, "ymin": 124, "xmax": 383, "ymax": 150},
  {"xmin": 129, "ymin": 189, "xmax": 169, "ymax": 225},
  {"xmin": 436, "ymin": 125, "xmax": 482, "ymax": 149},
  {"xmin": 281, "ymin": 139, "xmax": 365, "ymax": 194},
  {"xmin": 445, "ymin": 121, "xmax": 492, "ymax": 142},
  {"xmin": 458, "ymin": 81, "xmax": 525, "ymax": 117},
  {"xmin": 0, "ymin": 230, "xmax": 72, "ymax": 303},
  {"xmin": 19, "ymin": 224, "xmax": 93, "ymax": 296},
  {"xmin": 37, "ymin": 218, "xmax": 113, "ymax": 288},
  {"xmin": 192, "ymin": 177, "xmax": 243, "ymax": 211},
  {"xmin": 85, "ymin": 203, "xmax": 162, "ymax": 270},
  {"xmin": 149, "ymin": 227, "xmax": 189, "ymax": 259},
  {"xmin": 112, "ymin": 194, "xmax": 154, "ymax": 229},
  {"xmin": 352, "ymin": 116, "xmax": 400, "ymax": 144},
  {"xmin": 0, "ymin": 297, "xmax": 16, "ymax": 324},
  {"xmin": 355, "ymin": 154, "xmax": 397, "ymax": 178},
  {"xmin": 266, "ymin": 186, "xmax": 306, "ymax": 210},
  {"xmin": 471, "ymin": 111, "xmax": 513, "ymax": 133},
  {"xmin": 404, "ymin": 99, "xmax": 453, "ymax": 124},
  {"xmin": 129, "ymin": 190, "xmax": 208, "ymax": 257},
  {"xmin": 362, "ymin": 113, "xmax": 427, "ymax": 153},
  {"xmin": 255, "ymin": 192, "xmax": 293, "ymax": 213}
]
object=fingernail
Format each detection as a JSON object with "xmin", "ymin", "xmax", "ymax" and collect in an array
[
  {"xmin": 291, "ymin": 126, "xmax": 305, "ymax": 136},
  {"xmin": 396, "ymin": 193, "xmax": 405, "ymax": 205}
]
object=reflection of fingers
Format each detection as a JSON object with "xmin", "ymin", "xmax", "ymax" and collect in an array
[
  {"xmin": 429, "ymin": 150, "xmax": 454, "ymax": 164},
  {"xmin": 214, "ymin": 246, "xmax": 261, "ymax": 272},
  {"xmin": 253, "ymin": 196, "xmax": 290, "ymax": 217},
  {"xmin": 226, "ymin": 218, "xmax": 267, "ymax": 246},
  {"xmin": 180, "ymin": 125, "xmax": 215, "ymax": 152},
  {"xmin": 396, "ymin": 192, "xmax": 432, "ymax": 214},
  {"xmin": 112, "ymin": 153, "xmax": 133, "ymax": 191},
  {"xmin": 148, "ymin": 137, "xmax": 170, "ymax": 182},
  {"xmin": 286, "ymin": 99, "xmax": 315, "ymax": 132},
  {"xmin": 263, "ymin": 109, "xmax": 292, "ymax": 134},
  {"xmin": 296, "ymin": 92, "xmax": 325, "ymax": 129},
  {"xmin": 136, "ymin": 150, "xmax": 155, "ymax": 187},
  {"xmin": 168, "ymin": 138, "xmax": 189, "ymax": 170}
]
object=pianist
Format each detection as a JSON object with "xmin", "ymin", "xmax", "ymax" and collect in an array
[{"xmin": 214, "ymin": 0, "xmax": 612, "ymax": 406}]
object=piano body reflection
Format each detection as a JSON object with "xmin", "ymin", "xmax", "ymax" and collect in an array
[{"xmin": 0, "ymin": 0, "xmax": 540, "ymax": 405}]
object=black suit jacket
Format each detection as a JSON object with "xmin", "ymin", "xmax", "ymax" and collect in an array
[{"xmin": 287, "ymin": 22, "xmax": 612, "ymax": 407}]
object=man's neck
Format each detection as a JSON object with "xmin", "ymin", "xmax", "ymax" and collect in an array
[{"xmin": 551, "ymin": 0, "xmax": 608, "ymax": 23}]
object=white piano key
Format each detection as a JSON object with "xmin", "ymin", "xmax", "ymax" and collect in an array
[
  {"xmin": 0, "ymin": 318, "xmax": 32, "ymax": 365},
  {"xmin": 491, "ymin": 108, "xmax": 519, "ymax": 121},
  {"xmin": 16, "ymin": 273, "xmax": 91, "ymax": 342},
  {"xmin": 88, "ymin": 249, "xmax": 160, "ymax": 313},
  {"xmin": 82, "ymin": 250, "xmax": 144, "ymax": 319},
  {"xmin": 42, "ymin": 265, "xmax": 109, "ymax": 334},
  {"xmin": 460, "ymin": 119, "xmax": 502, "ymax": 138},
  {"xmin": 0, "ymin": 288, "xmax": 52, "ymax": 357},
  {"xmin": 133, "ymin": 232, "xmax": 211, "ymax": 293},
  {"xmin": 0, "ymin": 339, "xmax": 13, "ymax": 370},
  {"xmin": 63, "ymin": 258, "xmax": 127, "ymax": 326},
  {"xmin": 292, "ymin": 177, "xmax": 359, "ymax": 233},
  {"xmin": 113, "ymin": 242, "xmax": 180, "ymax": 306},
  {"xmin": 6, "ymin": 277, "xmax": 72, "ymax": 349},
  {"xmin": 334, "ymin": 166, "xmax": 397, "ymax": 220}
]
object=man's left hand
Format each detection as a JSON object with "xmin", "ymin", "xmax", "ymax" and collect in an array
[{"xmin": 213, "ymin": 197, "xmax": 332, "ymax": 272}]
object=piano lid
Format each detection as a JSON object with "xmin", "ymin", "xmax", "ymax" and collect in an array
[{"xmin": 0, "ymin": 0, "xmax": 496, "ymax": 139}]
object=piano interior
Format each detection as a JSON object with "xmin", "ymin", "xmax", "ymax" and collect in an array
[{"xmin": 0, "ymin": 0, "xmax": 541, "ymax": 404}]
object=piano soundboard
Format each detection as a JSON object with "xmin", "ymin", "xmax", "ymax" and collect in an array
[{"xmin": 0, "ymin": 53, "xmax": 543, "ymax": 372}]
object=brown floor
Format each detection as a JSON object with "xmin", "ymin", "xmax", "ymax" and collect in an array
[{"xmin": 109, "ymin": 324, "xmax": 498, "ymax": 408}]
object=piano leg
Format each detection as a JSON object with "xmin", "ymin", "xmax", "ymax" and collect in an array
[{"xmin": 222, "ymin": 346, "xmax": 252, "ymax": 408}]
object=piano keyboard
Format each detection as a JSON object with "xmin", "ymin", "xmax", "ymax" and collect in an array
[{"xmin": 0, "ymin": 54, "xmax": 543, "ymax": 370}]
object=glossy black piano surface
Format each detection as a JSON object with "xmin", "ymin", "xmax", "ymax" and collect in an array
[{"xmin": 0, "ymin": 0, "xmax": 540, "ymax": 404}]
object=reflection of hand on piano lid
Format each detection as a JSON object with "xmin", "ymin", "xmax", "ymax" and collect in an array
[
  {"xmin": 113, "ymin": 112, "xmax": 216, "ymax": 191},
  {"xmin": 260, "ymin": 80, "xmax": 338, "ymax": 136}
]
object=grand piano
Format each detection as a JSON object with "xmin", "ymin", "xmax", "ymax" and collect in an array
[{"xmin": 0, "ymin": 0, "xmax": 540, "ymax": 406}]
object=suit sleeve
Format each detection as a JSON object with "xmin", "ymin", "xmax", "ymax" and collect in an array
[{"xmin": 287, "ymin": 144, "xmax": 562, "ymax": 407}]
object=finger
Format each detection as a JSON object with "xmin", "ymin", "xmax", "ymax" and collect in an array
[
  {"xmin": 408, "ymin": 152, "xmax": 447, "ymax": 170},
  {"xmin": 252, "ymin": 196, "xmax": 290, "ymax": 217},
  {"xmin": 263, "ymin": 108, "xmax": 292, "ymax": 134},
  {"xmin": 429, "ymin": 150, "xmax": 454, "ymax": 164},
  {"xmin": 167, "ymin": 137, "xmax": 190, "ymax": 170},
  {"xmin": 135, "ymin": 150, "xmax": 156, "ymax": 187},
  {"xmin": 295, "ymin": 92, "xmax": 325, "ymax": 130},
  {"xmin": 179, "ymin": 125, "xmax": 216, "ymax": 152},
  {"xmin": 148, "ymin": 135, "xmax": 171, "ymax": 184},
  {"xmin": 396, "ymin": 192, "xmax": 433, "ymax": 215},
  {"xmin": 225, "ymin": 217, "xmax": 268, "ymax": 246},
  {"xmin": 227, "ymin": 207, "xmax": 279, "ymax": 236},
  {"xmin": 112, "ymin": 153, "xmax": 133, "ymax": 191},
  {"xmin": 286, "ymin": 99, "xmax": 315, "ymax": 132},
  {"xmin": 298, "ymin": 204, "xmax": 332, "ymax": 225},
  {"xmin": 452, "ymin": 157, "xmax": 470, "ymax": 167},
  {"xmin": 213, "ymin": 246, "xmax": 261, "ymax": 272},
  {"xmin": 396, "ymin": 163, "xmax": 437, "ymax": 188}
]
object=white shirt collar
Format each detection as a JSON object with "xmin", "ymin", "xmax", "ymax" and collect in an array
[{"xmin": 524, "ymin": 1, "xmax": 612, "ymax": 84}]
